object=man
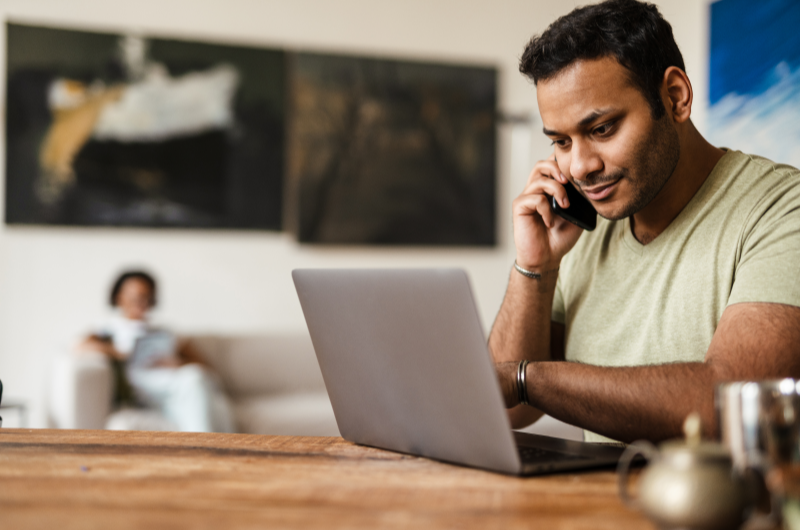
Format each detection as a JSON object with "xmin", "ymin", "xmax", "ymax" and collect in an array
[{"xmin": 490, "ymin": 0, "xmax": 800, "ymax": 443}]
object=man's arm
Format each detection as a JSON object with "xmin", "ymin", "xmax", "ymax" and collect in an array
[
  {"xmin": 489, "ymin": 269, "xmax": 564, "ymax": 428},
  {"xmin": 488, "ymin": 155, "xmax": 583, "ymax": 428},
  {"xmin": 497, "ymin": 302, "xmax": 800, "ymax": 442},
  {"xmin": 490, "ymin": 271, "xmax": 563, "ymax": 365}
]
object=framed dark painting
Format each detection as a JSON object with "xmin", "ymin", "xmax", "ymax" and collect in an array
[
  {"xmin": 288, "ymin": 52, "xmax": 497, "ymax": 246},
  {"xmin": 6, "ymin": 23, "xmax": 285, "ymax": 229}
]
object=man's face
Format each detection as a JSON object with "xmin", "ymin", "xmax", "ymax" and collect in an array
[{"xmin": 537, "ymin": 57, "xmax": 680, "ymax": 221}]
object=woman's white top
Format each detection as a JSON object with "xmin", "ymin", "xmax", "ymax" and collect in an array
[{"xmin": 99, "ymin": 315, "xmax": 151, "ymax": 358}]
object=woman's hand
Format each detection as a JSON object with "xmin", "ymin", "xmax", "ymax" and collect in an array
[
  {"xmin": 77, "ymin": 335, "xmax": 124, "ymax": 360},
  {"xmin": 176, "ymin": 339, "xmax": 209, "ymax": 368},
  {"xmin": 513, "ymin": 155, "xmax": 585, "ymax": 271},
  {"xmin": 151, "ymin": 357, "xmax": 182, "ymax": 368}
]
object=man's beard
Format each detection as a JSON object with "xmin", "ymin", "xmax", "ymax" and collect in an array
[{"xmin": 586, "ymin": 114, "xmax": 681, "ymax": 221}]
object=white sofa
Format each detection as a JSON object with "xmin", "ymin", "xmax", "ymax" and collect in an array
[
  {"xmin": 48, "ymin": 333, "xmax": 582, "ymax": 441},
  {"xmin": 49, "ymin": 334, "xmax": 340, "ymax": 436}
]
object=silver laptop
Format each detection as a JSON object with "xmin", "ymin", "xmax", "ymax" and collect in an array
[{"xmin": 292, "ymin": 268, "xmax": 625, "ymax": 475}]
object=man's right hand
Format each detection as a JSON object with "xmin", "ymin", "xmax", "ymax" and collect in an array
[{"xmin": 513, "ymin": 156, "xmax": 585, "ymax": 271}]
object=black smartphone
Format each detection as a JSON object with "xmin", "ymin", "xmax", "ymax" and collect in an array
[
  {"xmin": 548, "ymin": 156, "xmax": 597, "ymax": 231},
  {"xmin": 550, "ymin": 182, "xmax": 597, "ymax": 231}
]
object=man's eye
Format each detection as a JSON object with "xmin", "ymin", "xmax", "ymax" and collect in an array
[
  {"xmin": 593, "ymin": 122, "xmax": 616, "ymax": 135},
  {"xmin": 550, "ymin": 139, "xmax": 569, "ymax": 147}
]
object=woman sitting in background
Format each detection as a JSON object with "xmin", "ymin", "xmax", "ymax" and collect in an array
[{"xmin": 80, "ymin": 270, "xmax": 234, "ymax": 433}]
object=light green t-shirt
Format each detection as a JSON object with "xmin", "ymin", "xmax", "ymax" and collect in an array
[{"xmin": 551, "ymin": 150, "xmax": 800, "ymax": 443}]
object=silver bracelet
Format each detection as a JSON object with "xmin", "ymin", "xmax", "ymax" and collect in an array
[
  {"xmin": 514, "ymin": 261, "xmax": 540, "ymax": 279},
  {"xmin": 516, "ymin": 359, "xmax": 530, "ymax": 406},
  {"xmin": 513, "ymin": 260, "xmax": 558, "ymax": 280}
]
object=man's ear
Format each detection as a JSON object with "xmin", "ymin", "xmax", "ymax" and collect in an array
[{"xmin": 662, "ymin": 66, "xmax": 692, "ymax": 124}]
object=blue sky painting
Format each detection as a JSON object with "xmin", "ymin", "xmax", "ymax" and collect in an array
[{"xmin": 709, "ymin": 0, "xmax": 800, "ymax": 168}]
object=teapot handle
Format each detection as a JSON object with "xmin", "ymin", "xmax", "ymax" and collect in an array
[{"xmin": 617, "ymin": 440, "xmax": 658, "ymax": 509}]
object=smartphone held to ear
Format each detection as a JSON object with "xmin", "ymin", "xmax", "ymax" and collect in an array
[
  {"xmin": 548, "ymin": 156, "xmax": 597, "ymax": 231},
  {"xmin": 550, "ymin": 182, "xmax": 597, "ymax": 231}
]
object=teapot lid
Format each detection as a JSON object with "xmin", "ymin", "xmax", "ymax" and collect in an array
[{"xmin": 658, "ymin": 412, "xmax": 732, "ymax": 464}]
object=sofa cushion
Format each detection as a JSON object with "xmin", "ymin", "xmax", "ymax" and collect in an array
[
  {"xmin": 191, "ymin": 334, "xmax": 327, "ymax": 398},
  {"xmin": 233, "ymin": 392, "xmax": 339, "ymax": 437}
]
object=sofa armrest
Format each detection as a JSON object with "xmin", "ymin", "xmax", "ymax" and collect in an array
[{"xmin": 49, "ymin": 352, "xmax": 113, "ymax": 429}]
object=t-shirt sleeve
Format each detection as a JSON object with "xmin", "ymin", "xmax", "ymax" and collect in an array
[
  {"xmin": 728, "ymin": 173, "xmax": 800, "ymax": 308},
  {"xmin": 552, "ymin": 274, "xmax": 566, "ymax": 324}
]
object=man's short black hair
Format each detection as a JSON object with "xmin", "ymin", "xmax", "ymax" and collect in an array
[
  {"xmin": 109, "ymin": 270, "xmax": 157, "ymax": 307},
  {"xmin": 519, "ymin": 0, "xmax": 685, "ymax": 120}
]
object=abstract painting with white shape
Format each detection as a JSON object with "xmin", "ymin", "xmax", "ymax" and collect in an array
[
  {"xmin": 708, "ymin": 0, "xmax": 800, "ymax": 169},
  {"xmin": 6, "ymin": 24, "xmax": 285, "ymax": 229}
]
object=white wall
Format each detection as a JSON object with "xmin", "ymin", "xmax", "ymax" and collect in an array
[{"xmin": 0, "ymin": 0, "xmax": 710, "ymax": 427}]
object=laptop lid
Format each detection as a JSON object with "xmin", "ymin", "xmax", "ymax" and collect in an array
[{"xmin": 293, "ymin": 268, "xmax": 521, "ymax": 474}]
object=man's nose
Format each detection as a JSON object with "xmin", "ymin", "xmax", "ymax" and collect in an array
[{"xmin": 569, "ymin": 141, "xmax": 603, "ymax": 183}]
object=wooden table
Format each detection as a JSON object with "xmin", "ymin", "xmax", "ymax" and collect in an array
[{"xmin": 0, "ymin": 428, "xmax": 653, "ymax": 529}]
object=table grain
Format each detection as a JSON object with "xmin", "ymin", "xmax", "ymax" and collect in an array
[{"xmin": 0, "ymin": 428, "xmax": 653, "ymax": 529}]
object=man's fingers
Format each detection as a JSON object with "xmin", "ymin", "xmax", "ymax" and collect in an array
[
  {"xmin": 513, "ymin": 193, "xmax": 557, "ymax": 228},
  {"xmin": 526, "ymin": 159, "xmax": 568, "ymax": 187},
  {"xmin": 536, "ymin": 196, "xmax": 558, "ymax": 228},
  {"xmin": 521, "ymin": 176, "xmax": 570, "ymax": 210},
  {"xmin": 523, "ymin": 160, "xmax": 571, "ymax": 210}
]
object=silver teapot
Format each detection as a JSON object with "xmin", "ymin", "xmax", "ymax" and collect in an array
[{"xmin": 618, "ymin": 413, "xmax": 757, "ymax": 530}]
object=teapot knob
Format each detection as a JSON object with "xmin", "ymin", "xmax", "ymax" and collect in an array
[{"xmin": 683, "ymin": 411, "xmax": 702, "ymax": 446}]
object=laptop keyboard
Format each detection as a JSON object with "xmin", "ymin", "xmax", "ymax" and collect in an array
[{"xmin": 517, "ymin": 445, "xmax": 592, "ymax": 464}]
